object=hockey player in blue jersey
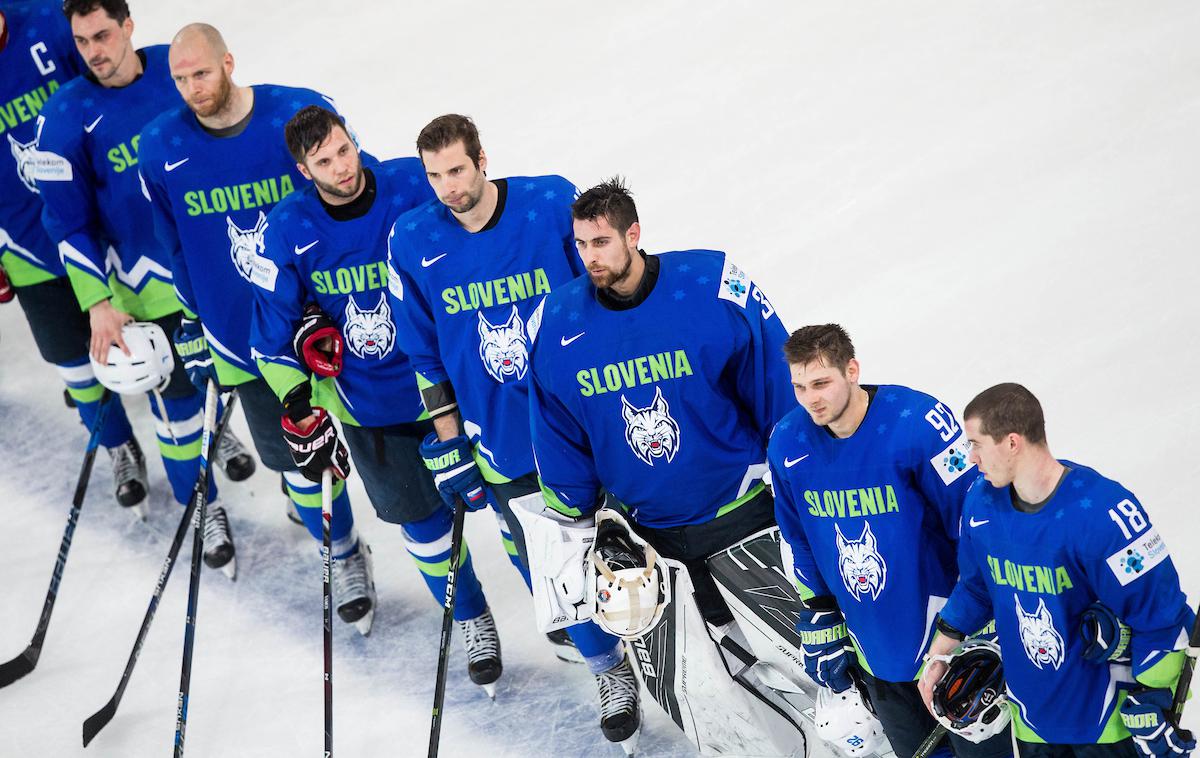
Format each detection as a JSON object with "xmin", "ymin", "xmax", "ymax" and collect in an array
[
  {"xmin": 768, "ymin": 324, "xmax": 1013, "ymax": 758},
  {"xmin": 37, "ymin": 0, "xmax": 257, "ymax": 539},
  {"xmin": 919, "ymin": 383, "xmax": 1195, "ymax": 758},
  {"xmin": 250, "ymin": 105, "xmax": 503, "ymax": 654},
  {"xmin": 137, "ymin": 22, "xmax": 373, "ymax": 613},
  {"xmin": 0, "ymin": 0, "xmax": 144, "ymax": 509},
  {"xmin": 385, "ymin": 114, "xmax": 634, "ymax": 745}
]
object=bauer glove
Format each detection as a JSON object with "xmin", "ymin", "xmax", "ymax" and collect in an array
[
  {"xmin": 1121, "ymin": 687, "xmax": 1196, "ymax": 758},
  {"xmin": 796, "ymin": 598, "xmax": 855, "ymax": 692},
  {"xmin": 281, "ymin": 407, "xmax": 351, "ymax": 482},
  {"xmin": 293, "ymin": 303, "xmax": 342, "ymax": 377},
  {"xmin": 419, "ymin": 433, "xmax": 492, "ymax": 512}
]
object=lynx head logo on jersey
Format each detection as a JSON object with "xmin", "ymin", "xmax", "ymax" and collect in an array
[
  {"xmin": 344, "ymin": 292, "xmax": 396, "ymax": 359},
  {"xmin": 226, "ymin": 212, "xmax": 268, "ymax": 283},
  {"xmin": 835, "ymin": 522, "xmax": 887, "ymax": 601},
  {"xmin": 8, "ymin": 134, "xmax": 40, "ymax": 194},
  {"xmin": 1015, "ymin": 594, "xmax": 1065, "ymax": 670},
  {"xmin": 621, "ymin": 386, "xmax": 682, "ymax": 466},
  {"xmin": 477, "ymin": 305, "xmax": 528, "ymax": 382}
]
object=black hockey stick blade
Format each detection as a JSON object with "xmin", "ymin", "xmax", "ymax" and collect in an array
[
  {"xmin": 0, "ymin": 390, "xmax": 113, "ymax": 688},
  {"xmin": 82, "ymin": 697, "xmax": 119, "ymax": 747}
]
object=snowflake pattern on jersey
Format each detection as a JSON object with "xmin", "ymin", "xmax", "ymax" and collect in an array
[
  {"xmin": 620, "ymin": 386, "xmax": 682, "ymax": 466},
  {"xmin": 344, "ymin": 292, "xmax": 396, "ymax": 359},
  {"xmin": 226, "ymin": 211, "xmax": 269, "ymax": 283},
  {"xmin": 835, "ymin": 521, "xmax": 887, "ymax": 600},
  {"xmin": 1015, "ymin": 594, "xmax": 1065, "ymax": 670},
  {"xmin": 477, "ymin": 305, "xmax": 528, "ymax": 382}
]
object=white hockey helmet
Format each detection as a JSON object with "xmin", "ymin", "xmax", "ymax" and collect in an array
[
  {"xmin": 930, "ymin": 638, "xmax": 1011, "ymax": 744},
  {"xmin": 90, "ymin": 322, "xmax": 175, "ymax": 395},
  {"xmin": 815, "ymin": 682, "xmax": 886, "ymax": 758},
  {"xmin": 589, "ymin": 509, "xmax": 671, "ymax": 640}
]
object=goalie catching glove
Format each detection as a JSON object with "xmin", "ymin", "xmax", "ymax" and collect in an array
[{"xmin": 927, "ymin": 638, "xmax": 1011, "ymax": 744}]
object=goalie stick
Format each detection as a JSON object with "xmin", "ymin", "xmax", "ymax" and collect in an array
[
  {"xmin": 0, "ymin": 389, "xmax": 113, "ymax": 688},
  {"xmin": 82, "ymin": 387, "xmax": 236, "ymax": 747}
]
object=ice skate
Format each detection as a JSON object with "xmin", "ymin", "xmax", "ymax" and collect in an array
[
  {"xmin": 333, "ymin": 542, "xmax": 376, "ymax": 636},
  {"xmin": 596, "ymin": 654, "xmax": 642, "ymax": 755},
  {"xmin": 107, "ymin": 438, "xmax": 148, "ymax": 518},
  {"xmin": 202, "ymin": 504, "xmax": 237, "ymax": 580},
  {"xmin": 457, "ymin": 607, "xmax": 502, "ymax": 699},
  {"xmin": 545, "ymin": 627, "xmax": 585, "ymax": 664},
  {"xmin": 213, "ymin": 429, "xmax": 255, "ymax": 482}
]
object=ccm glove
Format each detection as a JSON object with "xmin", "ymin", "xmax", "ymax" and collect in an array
[
  {"xmin": 419, "ymin": 433, "xmax": 492, "ymax": 512},
  {"xmin": 293, "ymin": 303, "xmax": 342, "ymax": 377},
  {"xmin": 796, "ymin": 598, "xmax": 855, "ymax": 693},
  {"xmin": 173, "ymin": 318, "xmax": 217, "ymax": 393},
  {"xmin": 281, "ymin": 407, "xmax": 351, "ymax": 482},
  {"xmin": 1121, "ymin": 687, "xmax": 1195, "ymax": 758},
  {"xmin": 1080, "ymin": 602, "xmax": 1132, "ymax": 664}
]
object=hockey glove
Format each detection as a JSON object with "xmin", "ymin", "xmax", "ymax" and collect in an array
[
  {"xmin": 1080, "ymin": 602, "xmax": 1132, "ymax": 664},
  {"xmin": 293, "ymin": 303, "xmax": 343, "ymax": 377},
  {"xmin": 281, "ymin": 407, "xmax": 351, "ymax": 482},
  {"xmin": 419, "ymin": 432, "xmax": 492, "ymax": 512},
  {"xmin": 797, "ymin": 599, "xmax": 855, "ymax": 693},
  {"xmin": 1121, "ymin": 687, "xmax": 1196, "ymax": 758},
  {"xmin": 173, "ymin": 318, "xmax": 218, "ymax": 393},
  {"xmin": 0, "ymin": 263, "xmax": 14, "ymax": 303}
]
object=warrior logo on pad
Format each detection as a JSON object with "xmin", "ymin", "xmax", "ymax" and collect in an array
[
  {"xmin": 478, "ymin": 305, "xmax": 528, "ymax": 382},
  {"xmin": 1015, "ymin": 594, "xmax": 1064, "ymax": 670},
  {"xmin": 344, "ymin": 292, "xmax": 396, "ymax": 359},
  {"xmin": 835, "ymin": 521, "xmax": 887, "ymax": 600},
  {"xmin": 621, "ymin": 386, "xmax": 681, "ymax": 466},
  {"xmin": 226, "ymin": 212, "xmax": 269, "ymax": 283}
]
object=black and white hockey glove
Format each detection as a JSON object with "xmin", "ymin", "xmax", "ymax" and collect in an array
[
  {"xmin": 281, "ymin": 407, "xmax": 351, "ymax": 482},
  {"xmin": 293, "ymin": 303, "xmax": 343, "ymax": 377}
]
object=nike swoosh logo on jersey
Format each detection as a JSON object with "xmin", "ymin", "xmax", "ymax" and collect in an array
[
  {"xmin": 84, "ymin": 115, "xmax": 104, "ymax": 133},
  {"xmin": 294, "ymin": 241, "xmax": 318, "ymax": 255},
  {"xmin": 784, "ymin": 454, "xmax": 810, "ymax": 468},
  {"xmin": 560, "ymin": 332, "xmax": 585, "ymax": 347},
  {"xmin": 969, "ymin": 517, "xmax": 990, "ymax": 528},
  {"xmin": 421, "ymin": 253, "xmax": 448, "ymax": 267},
  {"xmin": 164, "ymin": 158, "xmax": 190, "ymax": 172}
]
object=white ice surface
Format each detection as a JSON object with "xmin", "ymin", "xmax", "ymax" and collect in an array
[{"xmin": 2, "ymin": 1, "xmax": 1199, "ymax": 755}]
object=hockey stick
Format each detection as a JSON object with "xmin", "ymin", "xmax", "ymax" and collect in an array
[
  {"xmin": 912, "ymin": 725, "xmax": 948, "ymax": 758},
  {"xmin": 321, "ymin": 468, "xmax": 334, "ymax": 757},
  {"xmin": 173, "ymin": 379, "xmax": 221, "ymax": 757},
  {"xmin": 427, "ymin": 496, "xmax": 468, "ymax": 758},
  {"xmin": 1170, "ymin": 602, "xmax": 1200, "ymax": 739},
  {"xmin": 82, "ymin": 387, "xmax": 236, "ymax": 747},
  {"xmin": 0, "ymin": 389, "xmax": 114, "ymax": 688}
]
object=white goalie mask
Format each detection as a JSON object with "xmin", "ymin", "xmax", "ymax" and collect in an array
[
  {"xmin": 588, "ymin": 509, "xmax": 671, "ymax": 640},
  {"xmin": 90, "ymin": 322, "xmax": 176, "ymax": 395},
  {"xmin": 815, "ymin": 682, "xmax": 886, "ymax": 758}
]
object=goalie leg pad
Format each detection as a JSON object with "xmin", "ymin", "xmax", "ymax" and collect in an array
[{"xmin": 509, "ymin": 492, "xmax": 596, "ymax": 632}]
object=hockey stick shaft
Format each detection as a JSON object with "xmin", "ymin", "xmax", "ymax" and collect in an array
[
  {"xmin": 1170, "ymin": 601, "xmax": 1200, "ymax": 732},
  {"xmin": 913, "ymin": 725, "xmax": 948, "ymax": 758},
  {"xmin": 427, "ymin": 497, "xmax": 468, "ymax": 758},
  {"xmin": 0, "ymin": 389, "xmax": 113, "ymax": 688},
  {"xmin": 322, "ymin": 468, "xmax": 334, "ymax": 757},
  {"xmin": 173, "ymin": 381, "xmax": 220, "ymax": 757},
  {"xmin": 82, "ymin": 390, "xmax": 237, "ymax": 747}
]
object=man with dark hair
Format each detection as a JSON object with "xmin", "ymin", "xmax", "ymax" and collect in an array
[
  {"xmin": 250, "ymin": 106, "xmax": 504, "ymax": 658},
  {"xmin": 137, "ymin": 23, "xmax": 365, "ymax": 584},
  {"xmin": 34, "ymin": 0, "xmax": 257, "ymax": 543},
  {"xmin": 0, "ymin": 0, "xmax": 145, "ymax": 511},
  {"xmin": 528, "ymin": 179, "xmax": 805, "ymax": 753},
  {"xmin": 768, "ymin": 324, "xmax": 1013, "ymax": 758},
  {"xmin": 920, "ymin": 384, "xmax": 1195, "ymax": 758},
  {"xmin": 386, "ymin": 115, "xmax": 634, "ymax": 748}
]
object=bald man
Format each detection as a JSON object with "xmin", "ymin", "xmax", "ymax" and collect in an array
[{"xmin": 138, "ymin": 23, "xmax": 381, "ymax": 632}]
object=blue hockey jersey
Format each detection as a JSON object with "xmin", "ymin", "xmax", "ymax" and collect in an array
[
  {"xmin": 386, "ymin": 175, "xmax": 585, "ymax": 481},
  {"xmin": 529, "ymin": 250, "xmax": 793, "ymax": 527},
  {"xmin": 139, "ymin": 84, "xmax": 345, "ymax": 385},
  {"xmin": 768, "ymin": 385, "xmax": 977, "ymax": 682},
  {"xmin": 36, "ymin": 45, "xmax": 179, "ymax": 318},
  {"xmin": 0, "ymin": 0, "xmax": 81, "ymax": 286},
  {"xmin": 940, "ymin": 464, "xmax": 1194, "ymax": 745},
  {"xmin": 252, "ymin": 158, "xmax": 434, "ymax": 426}
]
